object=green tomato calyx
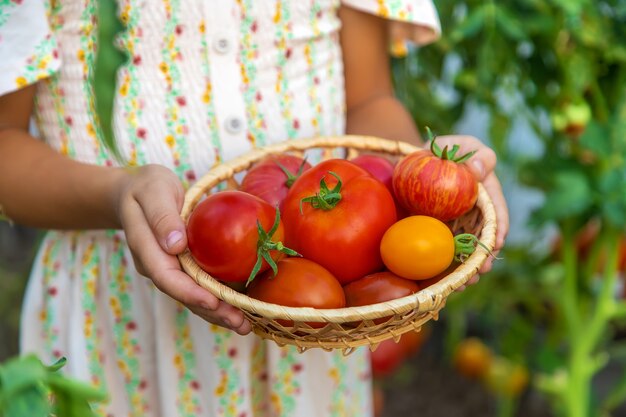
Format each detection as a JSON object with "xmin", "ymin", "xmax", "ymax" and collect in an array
[
  {"xmin": 453, "ymin": 233, "xmax": 497, "ymax": 263},
  {"xmin": 427, "ymin": 127, "xmax": 477, "ymax": 164},
  {"xmin": 274, "ymin": 157, "xmax": 309, "ymax": 188},
  {"xmin": 247, "ymin": 208, "xmax": 300, "ymax": 286},
  {"xmin": 300, "ymin": 171, "xmax": 343, "ymax": 212}
]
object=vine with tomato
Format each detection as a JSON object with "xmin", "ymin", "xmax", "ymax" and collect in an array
[{"xmin": 392, "ymin": 0, "xmax": 626, "ymax": 416}]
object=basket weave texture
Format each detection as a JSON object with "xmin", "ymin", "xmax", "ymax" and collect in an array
[{"xmin": 178, "ymin": 135, "xmax": 497, "ymax": 354}]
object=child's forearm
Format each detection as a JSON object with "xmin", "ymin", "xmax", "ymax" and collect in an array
[
  {"xmin": 345, "ymin": 94, "xmax": 422, "ymax": 146},
  {"xmin": 0, "ymin": 127, "xmax": 126, "ymax": 229}
]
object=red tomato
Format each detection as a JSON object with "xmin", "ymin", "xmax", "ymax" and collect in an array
[
  {"xmin": 393, "ymin": 140, "xmax": 478, "ymax": 222},
  {"xmin": 282, "ymin": 159, "xmax": 398, "ymax": 284},
  {"xmin": 187, "ymin": 190, "xmax": 294, "ymax": 283},
  {"xmin": 247, "ymin": 258, "xmax": 345, "ymax": 327},
  {"xmin": 240, "ymin": 154, "xmax": 312, "ymax": 210},
  {"xmin": 350, "ymin": 154, "xmax": 395, "ymax": 193},
  {"xmin": 371, "ymin": 330, "xmax": 429, "ymax": 379},
  {"xmin": 344, "ymin": 271, "xmax": 419, "ymax": 324},
  {"xmin": 400, "ymin": 328, "xmax": 429, "ymax": 358},
  {"xmin": 351, "ymin": 154, "xmax": 409, "ymax": 219},
  {"xmin": 370, "ymin": 338, "xmax": 406, "ymax": 378}
]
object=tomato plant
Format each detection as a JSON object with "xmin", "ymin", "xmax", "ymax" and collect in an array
[
  {"xmin": 380, "ymin": 216, "xmax": 480, "ymax": 280},
  {"xmin": 187, "ymin": 190, "xmax": 297, "ymax": 284},
  {"xmin": 393, "ymin": 137, "xmax": 478, "ymax": 222},
  {"xmin": 282, "ymin": 159, "xmax": 397, "ymax": 284},
  {"xmin": 247, "ymin": 258, "xmax": 345, "ymax": 327},
  {"xmin": 239, "ymin": 154, "xmax": 311, "ymax": 210}
]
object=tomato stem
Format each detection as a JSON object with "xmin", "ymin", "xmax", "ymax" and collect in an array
[
  {"xmin": 428, "ymin": 129, "xmax": 477, "ymax": 163},
  {"xmin": 453, "ymin": 233, "xmax": 497, "ymax": 262},
  {"xmin": 274, "ymin": 157, "xmax": 308, "ymax": 188},
  {"xmin": 299, "ymin": 171, "xmax": 343, "ymax": 212},
  {"xmin": 246, "ymin": 208, "xmax": 300, "ymax": 286}
]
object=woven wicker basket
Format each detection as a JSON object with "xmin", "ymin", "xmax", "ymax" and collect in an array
[{"xmin": 178, "ymin": 135, "xmax": 497, "ymax": 354}]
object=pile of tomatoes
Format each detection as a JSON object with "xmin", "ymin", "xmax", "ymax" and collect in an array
[{"xmin": 186, "ymin": 141, "xmax": 482, "ymax": 315}]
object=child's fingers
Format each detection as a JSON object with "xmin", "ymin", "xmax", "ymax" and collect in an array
[
  {"xmin": 432, "ymin": 135, "xmax": 497, "ymax": 181},
  {"xmin": 190, "ymin": 303, "xmax": 253, "ymax": 335},
  {"xmin": 482, "ymin": 173, "xmax": 509, "ymax": 252},
  {"xmin": 134, "ymin": 177, "xmax": 187, "ymax": 255}
]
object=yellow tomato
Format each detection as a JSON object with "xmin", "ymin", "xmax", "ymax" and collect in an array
[{"xmin": 379, "ymin": 215, "xmax": 454, "ymax": 280}]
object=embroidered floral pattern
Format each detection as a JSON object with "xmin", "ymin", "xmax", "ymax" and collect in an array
[
  {"xmin": 173, "ymin": 307, "xmax": 202, "ymax": 417},
  {"xmin": 238, "ymin": 0, "xmax": 267, "ymax": 147},
  {"xmin": 109, "ymin": 234, "xmax": 150, "ymax": 415},
  {"xmin": 117, "ymin": 0, "xmax": 147, "ymax": 167},
  {"xmin": 274, "ymin": 0, "xmax": 298, "ymax": 139},
  {"xmin": 161, "ymin": 0, "xmax": 193, "ymax": 188}
]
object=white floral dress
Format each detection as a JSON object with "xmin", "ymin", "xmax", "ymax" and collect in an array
[{"xmin": 0, "ymin": 1, "xmax": 440, "ymax": 416}]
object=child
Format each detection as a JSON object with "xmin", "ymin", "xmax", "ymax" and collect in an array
[{"xmin": 0, "ymin": 1, "xmax": 508, "ymax": 416}]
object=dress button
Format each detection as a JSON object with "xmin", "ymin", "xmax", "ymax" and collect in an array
[
  {"xmin": 213, "ymin": 36, "xmax": 231, "ymax": 54},
  {"xmin": 225, "ymin": 116, "xmax": 244, "ymax": 134}
]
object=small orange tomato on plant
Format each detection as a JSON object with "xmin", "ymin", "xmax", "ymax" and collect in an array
[
  {"xmin": 453, "ymin": 337, "xmax": 493, "ymax": 380},
  {"xmin": 393, "ymin": 134, "xmax": 478, "ymax": 222}
]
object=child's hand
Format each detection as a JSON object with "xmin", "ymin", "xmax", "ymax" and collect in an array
[
  {"xmin": 430, "ymin": 135, "xmax": 509, "ymax": 291},
  {"xmin": 114, "ymin": 164, "xmax": 252, "ymax": 335}
]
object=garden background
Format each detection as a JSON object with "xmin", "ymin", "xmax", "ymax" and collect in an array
[{"xmin": 2, "ymin": 0, "xmax": 626, "ymax": 416}]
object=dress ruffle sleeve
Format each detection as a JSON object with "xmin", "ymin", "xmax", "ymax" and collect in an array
[
  {"xmin": 341, "ymin": 0, "xmax": 441, "ymax": 56},
  {"xmin": 0, "ymin": 0, "xmax": 61, "ymax": 96}
]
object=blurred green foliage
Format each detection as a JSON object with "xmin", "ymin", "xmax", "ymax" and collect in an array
[{"xmin": 393, "ymin": 1, "xmax": 626, "ymax": 416}]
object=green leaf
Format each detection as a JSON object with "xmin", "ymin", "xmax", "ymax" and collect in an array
[
  {"xmin": 598, "ymin": 169, "xmax": 626, "ymax": 229},
  {"xmin": 46, "ymin": 357, "xmax": 67, "ymax": 373},
  {"xmin": 448, "ymin": 6, "xmax": 487, "ymax": 43},
  {"xmin": 47, "ymin": 374, "xmax": 108, "ymax": 402},
  {"xmin": 578, "ymin": 121, "xmax": 611, "ymax": 158},
  {"xmin": 495, "ymin": 7, "xmax": 528, "ymax": 41},
  {"xmin": 93, "ymin": 0, "xmax": 127, "ymax": 161},
  {"xmin": 563, "ymin": 52, "xmax": 595, "ymax": 96},
  {"xmin": 606, "ymin": 45, "xmax": 626, "ymax": 63},
  {"xmin": 0, "ymin": 355, "xmax": 47, "ymax": 398},
  {"xmin": 489, "ymin": 110, "xmax": 512, "ymax": 157},
  {"xmin": 531, "ymin": 171, "xmax": 592, "ymax": 224},
  {"xmin": 3, "ymin": 386, "xmax": 51, "ymax": 417}
]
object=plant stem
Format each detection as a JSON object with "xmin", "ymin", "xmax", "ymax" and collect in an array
[
  {"xmin": 564, "ymin": 226, "xmax": 620, "ymax": 417},
  {"xmin": 495, "ymin": 396, "xmax": 515, "ymax": 417},
  {"xmin": 560, "ymin": 223, "xmax": 580, "ymax": 341}
]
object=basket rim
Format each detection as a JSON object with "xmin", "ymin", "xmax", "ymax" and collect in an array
[{"xmin": 178, "ymin": 135, "xmax": 497, "ymax": 323}]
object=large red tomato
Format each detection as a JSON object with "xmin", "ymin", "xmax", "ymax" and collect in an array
[
  {"xmin": 393, "ymin": 140, "xmax": 478, "ymax": 222},
  {"xmin": 247, "ymin": 258, "xmax": 345, "ymax": 327},
  {"xmin": 282, "ymin": 159, "xmax": 397, "ymax": 284},
  {"xmin": 186, "ymin": 190, "xmax": 296, "ymax": 283},
  {"xmin": 240, "ymin": 154, "xmax": 312, "ymax": 210}
]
